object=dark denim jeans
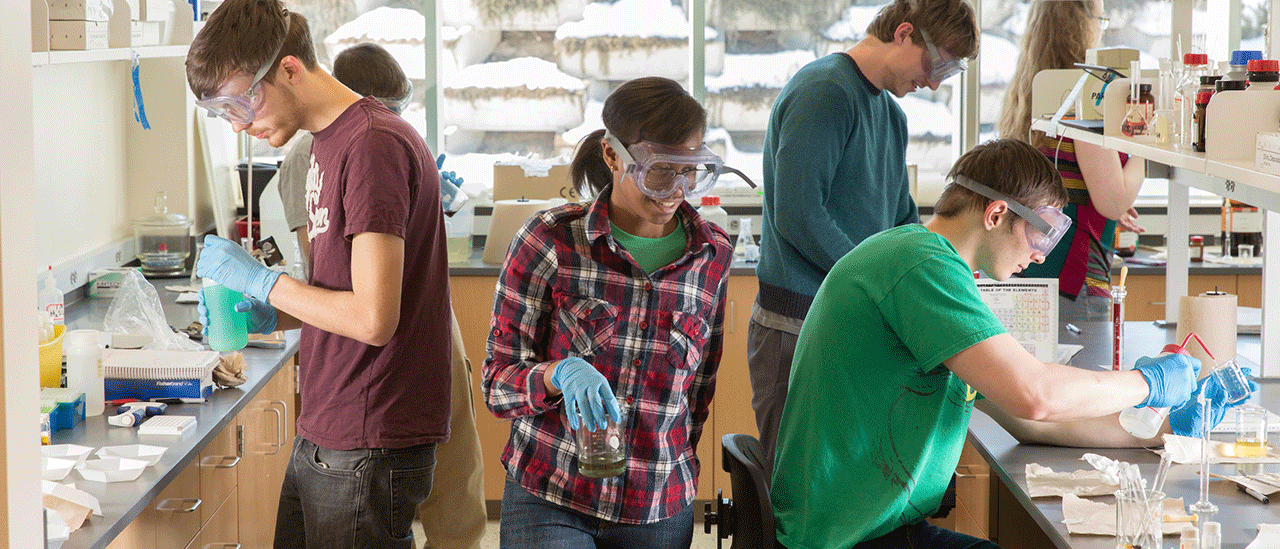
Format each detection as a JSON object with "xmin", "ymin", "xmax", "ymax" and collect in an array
[
  {"xmin": 273, "ymin": 436, "xmax": 437, "ymax": 549},
  {"xmin": 499, "ymin": 477, "xmax": 695, "ymax": 549},
  {"xmin": 852, "ymin": 521, "xmax": 1003, "ymax": 549}
]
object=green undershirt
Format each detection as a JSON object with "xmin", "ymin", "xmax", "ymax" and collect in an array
[{"xmin": 609, "ymin": 221, "xmax": 687, "ymax": 274}]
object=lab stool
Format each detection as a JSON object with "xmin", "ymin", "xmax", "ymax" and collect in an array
[{"xmin": 703, "ymin": 433, "xmax": 782, "ymax": 549}]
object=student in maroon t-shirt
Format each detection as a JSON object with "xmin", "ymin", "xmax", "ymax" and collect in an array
[{"xmin": 187, "ymin": 1, "xmax": 451, "ymax": 547}]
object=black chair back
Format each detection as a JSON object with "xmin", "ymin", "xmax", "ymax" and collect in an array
[{"xmin": 721, "ymin": 433, "xmax": 776, "ymax": 549}]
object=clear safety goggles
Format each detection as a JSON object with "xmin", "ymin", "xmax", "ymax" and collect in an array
[
  {"xmin": 951, "ymin": 175, "xmax": 1072, "ymax": 256},
  {"xmin": 919, "ymin": 28, "xmax": 967, "ymax": 83},
  {"xmin": 195, "ymin": 15, "xmax": 290, "ymax": 125},
  {"xmin": 606, "ymin": 133, "xmax": 755, "ymax": 200},
  {"xmin": 375, "ymin": 81, "xmax": 414, "ymax": 114}
]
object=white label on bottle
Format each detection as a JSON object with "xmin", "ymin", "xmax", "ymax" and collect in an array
[{"xmin": 45, "ymin": 303, "xmax": 64, "ymax": 324}]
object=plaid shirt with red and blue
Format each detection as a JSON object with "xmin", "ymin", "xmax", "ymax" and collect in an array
[{"xmin": 482, "ymin": 189, "xmax": 731, "ymax": 524}]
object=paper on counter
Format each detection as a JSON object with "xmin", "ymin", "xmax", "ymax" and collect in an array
[
  {"xmin": 1247, "ymin": 524, "xmax": 1280, "ymax": 549},
  {"xmin": 41, "ymin": 480, "xmax": 101, "ymax": 532},
  {"xmin": 1061, "ymin": 493, "xmax": 1186, "ymax": 536},
  {"xmin": 1216, "ymin": 473, "xmax": 1280, "ymax": 496},
  {"xmin": 1161, "ymin": 434, "xmax": 1280, "ymax": 464},
  {"xmin": 1026, "ymin": 463, "xmax": 1119, "ymax": 497}
]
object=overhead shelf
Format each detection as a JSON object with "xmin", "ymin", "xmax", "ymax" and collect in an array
[{"xmin": 33, "ymin": 45, "xmax": 189, "ymax": 66}]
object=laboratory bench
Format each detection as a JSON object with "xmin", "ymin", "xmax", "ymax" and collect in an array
[
  {"xmin": 55, "ymin": 284, "xmax": 300, "ymax": 549},
  {"xmin": 1109, "ymin": 251, "xmax": 1263, "ymax": 321},
  {"xmin": 965, "ymin": 318, "xmax": 1273, "ymax": 549}
]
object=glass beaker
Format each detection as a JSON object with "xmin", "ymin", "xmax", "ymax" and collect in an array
[
  {"xmin": 1235, "ymin": 404, "xmax": 1269, "ymax": 458},
  {"xmin": 203, "ymin": 278, "xmax": 248, "ymax": 352},
  {"xmin": 1210, "ymin": 359, "xmax": 1253, "ymax": 405},
  {"xmin": 1115, "ymin": 490, "xmax": 1163, "ymax": 549},
  {"xmin": 575, "ymin": 415, "xmax": 626, "ymax": 478},
  {"xmin": 1238, "ymin": 244, "xmax": 1255, "ymax": 260}
]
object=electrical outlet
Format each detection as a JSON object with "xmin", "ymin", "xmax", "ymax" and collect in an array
[
  {"xmin": 115, "ymin": 250, "xmax": 122, "ymax": 263},
  {"xmin": 728, "ymin": 219, "xmax": 740, "ymax": 232}
]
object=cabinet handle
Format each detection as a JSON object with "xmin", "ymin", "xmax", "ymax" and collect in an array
[
  {"xmin": 199, "ymin": 455, "xmax": 240, "ymax": 469},
  {"xmin": 270, "ymin": 399, "xmax": 288, "ymax": 453},
  {"xmin": 955, "ymin": 464, "xmax": 985, "ymax": 479},
  {"xmin": 264, "ymin": 405, "xmax": 283, "ymax": 456},
  {"xmin": 729, "ymin": 300, "xmax": 735, "ymax": 334},
  {"xmin": 156, "ymin": 498, "xmax": 201, "ymax": 513},
  {"xmin": 201, "ymin": 544, "xmax": 241, "ymax": 549}
]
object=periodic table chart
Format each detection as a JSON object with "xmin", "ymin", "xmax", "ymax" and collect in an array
[{"xmin": 976, "ymin": 278, "xmax": 1058, "ymax": 363}]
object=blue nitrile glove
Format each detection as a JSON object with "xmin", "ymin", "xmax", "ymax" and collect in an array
[
  {"xmin": 236, "ymin": 297, "xmax": 278, "ymax": 334},
  {"xmin": 436, "ymin": 154, "xmax": 464, "ymax": 207},
  {"xmin": 1169, "ymin": 367, "xmax": 1258, "ymax": 437},
  {"xmin": 1133, "ymin": 353, "xmax": 1201, "ymax": 408},
  {"xmin": 550, "ymin": 357, "xmax": 622, "ymax": 432},
  {"xmin": 196, "ymin": 234, "xmax": 283, "ymax": 301},
  {"xmin": 197, "ymin": 291, "xmax": 277, "ymax": 335}
]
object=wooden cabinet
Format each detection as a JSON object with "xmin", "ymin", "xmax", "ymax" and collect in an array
[
  {"xmin": 451, "ymin": 273, "xmax": 761, "ymax": 506},
  {"xmin": 237, "ymin": 356, "xmax": 297, "ymax": 548},
  {"xmin": 1112, "ymin": 273, "xmax": 1256, "ymax": 321}
]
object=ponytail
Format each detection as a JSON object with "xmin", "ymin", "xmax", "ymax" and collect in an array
[{"xmin": 571, "ymin": 129, "xmax": 612, "ymax": 198}]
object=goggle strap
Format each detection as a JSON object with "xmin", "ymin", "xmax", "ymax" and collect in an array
[
  {"xmin": 604, "ymin": 133, "xmax": 636, "ymax": 167},
  {"xmin": 950, "ymin": 175, "xmax": 1052, "ymax": 234},
  {"xmin": 722, "ymin": 166, "xmax": 757, "ymax": 188}
]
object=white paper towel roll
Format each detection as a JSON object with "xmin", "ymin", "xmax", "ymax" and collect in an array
[
  {"xmin": 483, "ymin": 199, "xmax": 555, "ymax": 264},
  {"xmin": 1176, "ymin": 292, "xmax": 1237, "ymax": 379}
]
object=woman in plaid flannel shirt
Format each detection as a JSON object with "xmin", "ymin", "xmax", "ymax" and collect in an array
[{"xmin": 482, "ymin": 77, "xmax": 734, "ymax": 548}]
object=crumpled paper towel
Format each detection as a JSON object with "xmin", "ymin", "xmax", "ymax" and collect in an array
[
  {"xmin": 1162, "ymin": 434, "xmax": 1280, "ymax": 464},
  {"xmin": 1061, "ymin": 493, "xmax": 1187, "ymax": 536},
  {"xmin": 1248, "ymin": 524, "xmax": 1280, "ymax": 549},
  {"xmin": 1026, "ymin": 463, "xmax": 1120, "ymax": 497}
]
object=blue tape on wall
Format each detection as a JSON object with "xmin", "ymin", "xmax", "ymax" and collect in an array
[{"xmin": 132, "ymin": 53, "xmax": 151, "ymax": 130}]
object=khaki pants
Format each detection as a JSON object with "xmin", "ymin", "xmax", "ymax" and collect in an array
[{"xmin": 418, "ymin": 310, "xmax": 487, "ymax": 549}]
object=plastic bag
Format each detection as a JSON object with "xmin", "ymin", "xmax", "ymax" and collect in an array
[{"xmin": 103, "ymin": 270, "xmax": 203, "ymax": 351}]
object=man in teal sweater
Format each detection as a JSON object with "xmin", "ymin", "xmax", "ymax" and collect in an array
[{"xmin": 749, "ymin": 0, "xmax": 979, "ymax": 476}]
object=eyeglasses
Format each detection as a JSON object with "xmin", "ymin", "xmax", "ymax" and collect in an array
[
  {"xmin": 950, "ymin": 175, "xmax": 1072, "ymax": 256},
  {"xmin": 918, "ymin": 28, "xmax": 967, "ymax": 83},
  {"xmin": 605, "ymin": 133, "xmax": 756, "ymax": 200},
  {"xmin": 195, "ymin": 13, "xmax": 290, "ymax": 125},
  {"xmin": 1096, "ymin": 15, "xmax": 1110, "ymax": 31}
]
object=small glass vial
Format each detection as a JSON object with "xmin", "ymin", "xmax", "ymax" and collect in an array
[
  {"xmin": 1180, "ymin": 525, "xmax": 1200, "ymax": 549},
  {"xmin": 1111, "ymin": 286, "xmax": 1127, "ymax": 371},
  {"xmin": 1202, "ymin": 521, "xmax": 1221, "ymax": 549},
  {"xmin": 1190, "ymin": 235, "xmax": 1205, "ymax": 262},
  {"xmin": 40, "ymin": 413, "xmax": 51, "ymax": 445},
  {"xmin": 1193, "ymin": 90, "xmax": 1213, "ymax": 153}
]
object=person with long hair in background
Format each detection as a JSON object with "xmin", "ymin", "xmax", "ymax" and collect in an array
[{"xmin": 999, "ymin": 0, "xmax": 1146, "ymax": 316}]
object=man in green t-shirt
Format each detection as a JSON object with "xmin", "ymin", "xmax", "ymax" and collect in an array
[{"xmin": 771, "ymin": 139, "xmax": 1211, "ymax": 549}]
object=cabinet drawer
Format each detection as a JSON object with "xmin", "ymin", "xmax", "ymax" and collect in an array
[
  {"xmin": 154, "ymin": 460, "xmax": 203, "ymax": 549},
  {"xmin": 199, "ymin": 422, "xmax": 240, "ymax": 527},
  {"xmin": 186, "ymin": 485, "xmax": 239, "ymax": 549}
]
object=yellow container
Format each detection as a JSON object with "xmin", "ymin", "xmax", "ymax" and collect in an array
[{"xmin": 39, "ymin": 325, "xmax": 65, "ymax": 388}]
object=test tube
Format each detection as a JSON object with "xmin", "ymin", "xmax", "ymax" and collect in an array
[{"xmin": 1111, "ymin": 286, "xmax": 1127, "ymax": 370}]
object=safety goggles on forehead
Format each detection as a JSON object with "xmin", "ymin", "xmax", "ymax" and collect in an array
[
  {"xmin": 950, "ymin": 175, "xmax": 1072, "ymax": 256},
  {"xmin": 195, "ymin": 14, "xmax": 290, "ymax": 125},
  {"xmin": 606, "ymin": 133, "xmax": 755, "ymax": 200},
  {"xmin": 919, "ymin": 28, "xmax": 967, "ymax": 83}
]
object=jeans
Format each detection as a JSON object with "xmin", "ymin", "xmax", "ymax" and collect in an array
[
  {"xmin": 499, "ymin": 477, "xmax": 695, "ymax": 549},
  {"xmin": 274, "ymin": 436, "xmax": 437, "ymax": 549},
  {"xmin": 852, "ymin": 521, "xmax": 1003, "ymax": 549}
]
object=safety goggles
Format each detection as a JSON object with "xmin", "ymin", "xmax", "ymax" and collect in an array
[
  {"xmin": 606, "ymin": 133, "xmax": 756, "ymax": 200},
  {"xmin": 375, "ymin": 80, "xmax": 414, "ymax": 114},
  {"xmin": 950, "ymin": 175, "xmax": 1072, "ymax": 256},
  {"xmin": 919, "ymin": 28, "xmax": 967, "ymax": 83},
  {"xmin": 195, "ymin": 15, "xmax": 290, "ymax": 125}
]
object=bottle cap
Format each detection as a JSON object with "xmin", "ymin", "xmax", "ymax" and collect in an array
[
  {"xmin": 1137, "ymin": 83, "xmax": 1152, "ymax": 92},
  {"xmin": 1184, "ymin": 53, "xmax": 1209, "ymax": 65},
  {"xmin": 700, "ymin": 195, "xmax": 720, "ymax": 206},
  {"xmin": 1200, "ymin": 75, "xmax": 1223, "ymax": 85},
  {"xmin": 64, "ymin": 329, "xmax": 100, "ymax": 348},
  {"xmin": 1190, "ymin": 235, "xmax": 1204, "ymax": 243},
  {"xmin": 1196, "ymin": 90, "xmax": 1214, "ymax": 104},
  {"xmin": 1247, "ymin": 59, "xmax": 1279, "ymax": 72},
  {"xmin": 1162, "ymin": 343, "xmax": 1189, "ymax": 356},
  {"xmin": 1232, "ymin": 50, "xmax": 1264, "ymax": 65},
  {"xmin": 1217, "ymin": 79, "xmax": 1249, "ymax": 91}
]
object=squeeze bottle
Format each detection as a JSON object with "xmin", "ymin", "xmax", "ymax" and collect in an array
[
  {"xmin": 1118, "ymin": 343, "xmax": 1190, "ymax": 439},
  {"xmin": 38, "ymin": 266, "xmax": 64, "ymax": 325},
  {"xmin": 65, "ymin": 329, "xmax": 105, "ymax": 416}
]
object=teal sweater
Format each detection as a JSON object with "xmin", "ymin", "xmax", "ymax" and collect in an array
[{"xmin": 756, "ymin": 53, "xmax": 919, "ymax": 318}]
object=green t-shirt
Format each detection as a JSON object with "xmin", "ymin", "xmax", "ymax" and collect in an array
[
  {"xmin": 771, "ymin": 224, "xmax": 1007, "ymax": 549},
  {"xmin": 609, "ymin": 220, "xmax": 687, "ymax": 274}
]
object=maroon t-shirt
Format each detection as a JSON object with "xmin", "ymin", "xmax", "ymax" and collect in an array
[{"xmin": 300, "ymin": 97, "xmax": 451, "ymax": 449}]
